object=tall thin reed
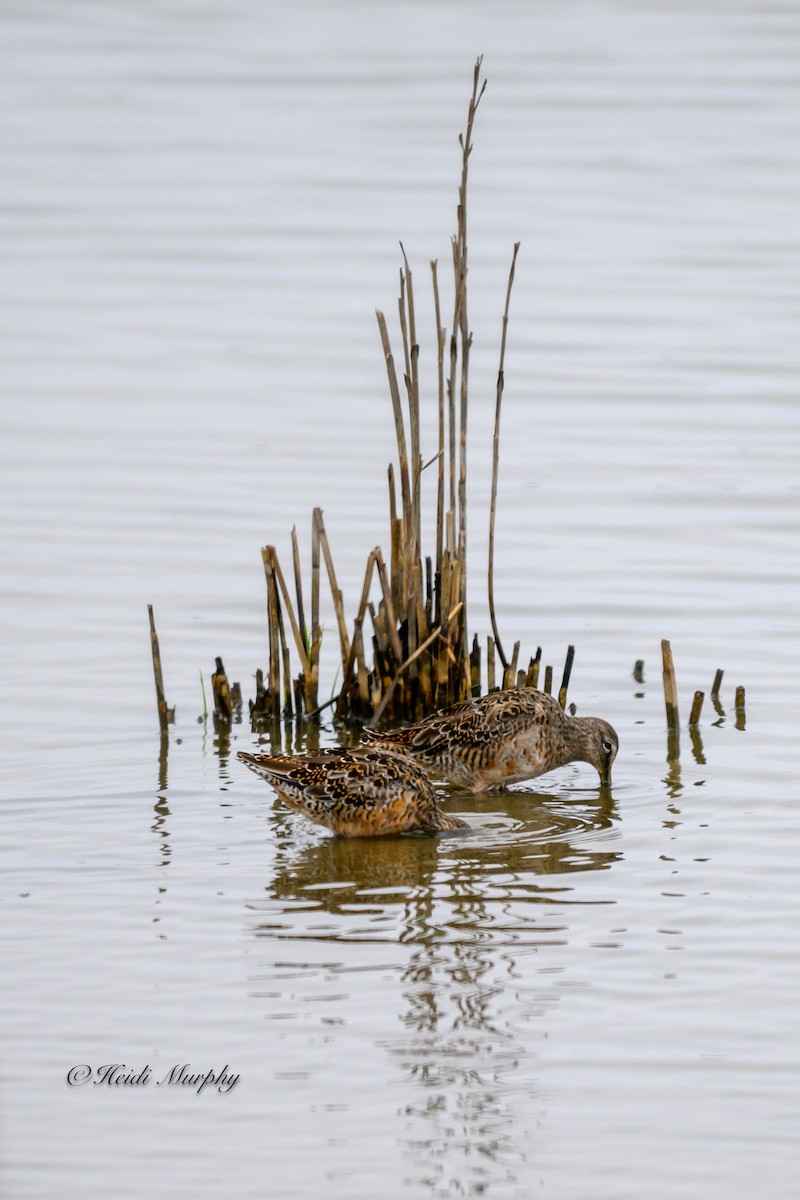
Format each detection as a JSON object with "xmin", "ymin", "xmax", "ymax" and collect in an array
[
  {"xmin": 147, "ymin": 605, "xmax": 174, "ymax": 731},
  {"xmin": 488, "ymin": 241, "xmax": 520, "ymax": 671}
]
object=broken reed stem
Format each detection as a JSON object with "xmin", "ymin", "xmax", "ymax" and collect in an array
[
  {"xmin": 661, "ymin": 639, "xmax": 680, "ymax": 730},
  {"xmin": 526, "ymin": 647, "xmax": 542, "ymax": 689},
  {"xmin": 689, "ymin": 690, "xmax": 704, "ymax": 726},
  {"xmin": 502, "ymin": 640, "xmax": 520, "ymax": 690},
  {"xmin": 735, "ymin": 686, "xmax": 746, "ymax": 730},
  {"xmin": 211, "ymin": 655, "xmax": 233, "ymax": 722},
  {"xmin": 369, "ymin": 602, "xmax": 463, "ymax": 726},
  {"xmin": 470, "ymin": 633, "xmax": 481, "ymax": 695},
  {"xmin": 263, "ymin": 549, "xmax": 282, "ymax": 722},
  {"xmin": 147, "ymin": 605, "xmax": 174, "ymax": 731},
  {"xmin": 558, "ymin": 644, "xmax": 575, "ymax": 710},
  {"xmin": 487, "ymin": 241, "xmax": 520, "ymax": 672}
]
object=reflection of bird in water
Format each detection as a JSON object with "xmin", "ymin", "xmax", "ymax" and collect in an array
[
  {"xmin": 363, "ymin": 687, "xmax": 619, "ymax": 790},
  {"xmin": 238, "ymin": 746, "xmax": 468, "ymax": 837}
]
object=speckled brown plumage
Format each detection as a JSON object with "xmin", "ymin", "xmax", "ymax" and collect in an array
[
  {"xmin": 362, "ymin": 687, "xmax": 619, "ymax": 791},
  {"xmin": 237, "ymin": 746, "xmax": 467, "ymax": 837}
]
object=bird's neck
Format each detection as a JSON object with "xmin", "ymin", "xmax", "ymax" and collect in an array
[{"xmin": 564, "ymin": 716, "xmax": 597, "ymax": 765}]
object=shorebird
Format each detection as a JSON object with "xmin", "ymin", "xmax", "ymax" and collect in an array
[
  {"xmin": 362, "ymin": 687, "xmax": 618, "ymax": 791},
  {"xmin": 237, "ymin": 746, "xmax": 468, "ymax": 837}
]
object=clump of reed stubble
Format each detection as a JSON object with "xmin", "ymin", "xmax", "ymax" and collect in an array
[
  {"xmin": 149, "ymin": 63, "xmax": 747, "ymax": 748},
  {"xmin": 239, "ymin": 61, "xmax": 578, "ymax": 731}
]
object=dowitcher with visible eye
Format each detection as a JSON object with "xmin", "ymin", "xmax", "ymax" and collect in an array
[{"xmin": 363, "ymin": 687, "xmax": 618, "ymax": 791}]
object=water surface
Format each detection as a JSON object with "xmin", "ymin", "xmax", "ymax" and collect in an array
[{"xmin": 2, "ymin": 3, "xmax": 799, "ymax": 1197}]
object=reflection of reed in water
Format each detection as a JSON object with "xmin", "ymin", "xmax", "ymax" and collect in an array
[
  {"xmin": 249, "ymin": 792, "xmax": 620, "ymax": 1193},
  {"xmin": 257, "ymin": 797, "xmax": 618, "ymax": 1192},
  {"xmin": 152, "ymin": 733, "xmax": 171, "ymax": 869},
  {"xmin": 152, "ymin": 794, "xmax": 171, "ymax": 870},
  {"xmin": 151, "ymin": 734, "xmax": 171, "ymax": 935},
  {"xmin": 261, "ymin": 788, "xmax": 620, "ymax": 927},
  {"xmin": 393, "ymin": 939, "xmax": 533, "ymax": 1194},
  {"xmin": 388, "ymin": 804, "xmax": 619, "ymax": 1191}
]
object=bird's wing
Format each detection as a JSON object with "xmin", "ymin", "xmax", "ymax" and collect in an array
[
  {"xmin": 312, "ymin": 748, "xmax": 432, "ymax": 807},
  {"xmin": 239, "ymin": 748, "xmax": 430, "ymax": 811},
  {"xmin": 409, "ymin": 688, "xmax": 555, "ymax": 753}
]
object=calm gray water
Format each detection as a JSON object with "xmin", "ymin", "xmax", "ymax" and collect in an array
[{"xmin": 3, "ymin": 2, "xmax": 799, "ymax": 1197}]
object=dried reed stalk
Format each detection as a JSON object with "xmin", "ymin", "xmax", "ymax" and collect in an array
[
  {"xmin": 369, "ymin": 602, "xmax": 463, "ymax": 726},
  {"xmin": 376, "ymin": 312, "xmax": 413, "ymax": 565},
  {"xmin": 170, "ymin": 63, "xmax": 749, "ymax": 739},
  {"xmin": 314, "ymin": 508, "xmax": 350, "ymax": 679},
  {"xmin": 334, "ymin": 550, "xmax": 377, "ymax": 719},
  {"xmin": 262, "ymin": 549, "xmax": 282, "ymax": 722},
  {"xmin": 309, "ymin": 511, "xmax": 321, "ymax": 698},
  {"xmin": 147, "ymin": 605, "xmax": 174, "ymax": 730},
  {"xmin": 374, "ymin": 547, "xmax": 404, "ymax": 667},
  {"xmin": 525, "ymin": 648, "xmax": 542, "ymax": 688},
  {"xmin": 201, "ymin": 60, "xmax": 604, "ymax": 729},
  {"xmin": 265, "ymin": 545, "xmax": 312, "ymax": 681},
  {"xmin": 276, "ymin": 598, "xmax": 292, "ymax": 718},
  {"xmin": 401, "ymin": 245, "xmax": 422, "ymax": 563},
  {"xmin": 211, "ymin": 655, "xmax": 233, "ymax": 722},
  {"xmin": 661, "ymin": 639, "xmax": 680, "ymax": 730},
  {"xmin": 502, "ymin": 640, "xmax": 520, "ymax": 690},
  {"xmin": 735, "ymin": 685, "xmax": 746, "ymax": 730},
  {"xmin": 558, "ymin": 644, "xmax": 575, "ymax": 710},
  {"xmin": 470, "ymin": 634, "xmax": 481, "ymax": 695},
  {"xmin": 432, "ymin": 260, "xmax": 446, "ymax": 570},
  {"xmin": 487, "ymin": 241, "xmax": 520, "ymax": 672}
]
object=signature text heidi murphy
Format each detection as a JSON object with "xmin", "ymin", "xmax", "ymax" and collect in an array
[{"xmin": 67, "ymin": 1064, "xmax": 239, "ymax": 1094}]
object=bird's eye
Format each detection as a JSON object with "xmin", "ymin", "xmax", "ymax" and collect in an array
[{"xmin": 602, "ymin": 740, "xmax": 614, "ymax": 753}]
